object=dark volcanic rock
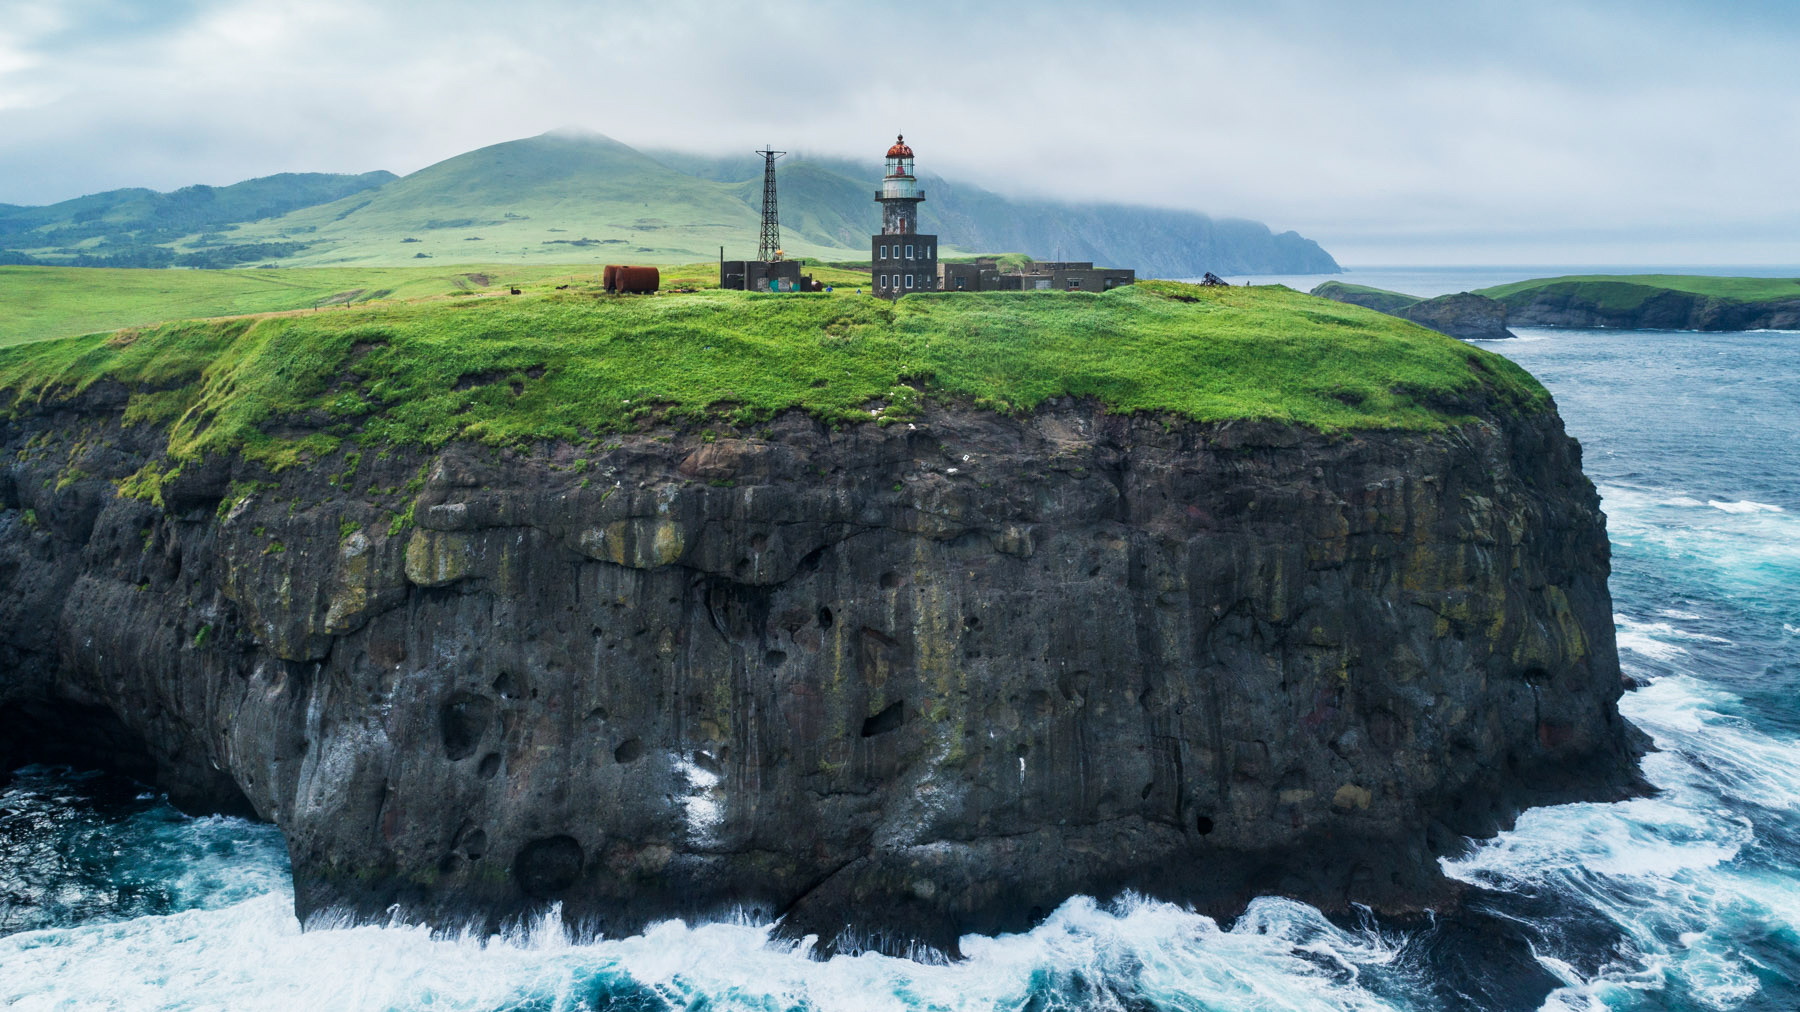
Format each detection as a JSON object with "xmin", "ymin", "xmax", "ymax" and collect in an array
[
  {"xmin": 1401, "ymin": 292, "xmax": 1516, "ymax": 341},
  {"xmin": 1312, "ymin": 284, "xmax": 1516, "ymax": 341},
  {"xmin": 0, "ymin": 395, "xmax": 1643, "ymax": 955}
]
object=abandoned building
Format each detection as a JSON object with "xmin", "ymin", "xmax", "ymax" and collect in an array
[
  {"xmin": 941, "ymin": 258, "xmax": 1135, "ymax": 293},
  {"xmin": 718, "ymin": 255, "xmax": 812, "ymax": 292},
  {"xmin": 871, "ymin": 135, "xmax": 939, "ymax": 297}
]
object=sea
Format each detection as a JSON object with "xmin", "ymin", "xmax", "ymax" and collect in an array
[{"xmin": 3, "ymin": 266, "xmax": 1798, "ymax": 1010}]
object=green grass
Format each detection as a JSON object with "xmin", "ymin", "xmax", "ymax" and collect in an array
[
  {"xmin": 1475, "ymin": 274, "xmax": 1800, "ymax": 308},
  {"xmin": 1309, "ymin": 281, "xmax": 1424, "ymax": 314},
  {"xmin": 0, "ymin": 261, "xmax": 888, "ymax": 348},
  {"xmin": 0, "ymin": 282, "xmax": 1548, "ymax": 490},
  {"xmin": 0, "ymin": 264, "xmax": 581, "ymax": 348}
]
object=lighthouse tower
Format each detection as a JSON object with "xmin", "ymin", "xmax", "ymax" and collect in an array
[{"xmin": 870, "ymin": 134, "xmax": 937, "ymax": 297}]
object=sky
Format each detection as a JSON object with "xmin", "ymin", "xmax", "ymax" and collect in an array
[{"xmin": 0, "ymin": 0, "xmax": 1796, "ymax": 265}]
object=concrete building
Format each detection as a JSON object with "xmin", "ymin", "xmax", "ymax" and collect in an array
[
  {"xmin": 719, "ymin": 256, "xmax": 812, "ymax": 292},
  {"xmin": 871, "ymin": 135, "xmax": 938, "ymax": 298},
  {"xmin": 939, "ymin": 258, "xmax": 1135, "ymax": 293}
]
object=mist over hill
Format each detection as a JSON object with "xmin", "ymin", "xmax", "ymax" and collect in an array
[{"xmin": 0, "ymin": 132, "xmax": 1338, "ymax": 276}]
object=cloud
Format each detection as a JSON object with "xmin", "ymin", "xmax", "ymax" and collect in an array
[{"xmin": 0, "ymin": 0, "xmax": 1794, "ymax": 265}]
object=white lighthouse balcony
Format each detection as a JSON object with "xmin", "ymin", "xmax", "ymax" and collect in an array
[{"xmin": 876, "ymin": 178, "xmax": 924, "ymax": 201}]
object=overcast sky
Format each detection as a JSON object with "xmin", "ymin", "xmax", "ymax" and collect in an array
[{"xmin": 1, "ymin": 0, "xmax": 1795, "ymax": 265}]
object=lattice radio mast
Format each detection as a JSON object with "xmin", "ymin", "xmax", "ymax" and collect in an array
[{"xmin": 756, "ymin": 146, "xmax": 785, "ymax": 261}]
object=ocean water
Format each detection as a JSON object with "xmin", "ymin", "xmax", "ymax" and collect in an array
[{"xmin": 3, "ymin": 326, "xmax": 1798, "ymax": 1010}]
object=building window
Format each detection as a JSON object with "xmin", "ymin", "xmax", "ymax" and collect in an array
[
  {"xmin": 905, "ymin": 274, "xmax": 914, "ymax": 289},
  {"xmin": 925, "ymin": 246, "xmax": 933, "ymax": 259},
  {"xmin": 905, "ymin": 244, "xmax": 914, "ymax": 259},
  {"xmin": 1067, "ymin": 279, "xmax": 1082, "ymax": 290},
  {"xmin": 955, "ymin": 277, "xmax": 966, "ymax": 290},
  {"xmin": 879, "ymin": 245, "xmax": 888, "ymax": 259}
]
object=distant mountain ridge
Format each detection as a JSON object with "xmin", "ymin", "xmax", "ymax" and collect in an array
[
  {"xmin": 1, "ymin": 132, "xmax": 1339, "ymax": 276},
  {"xmin": 0, "ymin": 172, "xmax": 397, "ymax": 267}
]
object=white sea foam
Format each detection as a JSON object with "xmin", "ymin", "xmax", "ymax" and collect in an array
[
  {"xmin": 0, "ymin": 887, "xmax": 1427, "ymax": 1012},
  {"xmin": 1707, "ymin": 499, "xmax": 1785, "ymax": 514},
  {"xmin": 1446, "ymin": 676, "xmax": 1800, "ymax": 1011}
]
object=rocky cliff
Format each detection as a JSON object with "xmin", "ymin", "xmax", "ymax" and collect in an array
[
  {"xmin": 0, "ymin": 388, "xmax": 1641, "ymax": 955},
  {"xmin": 1494, "ymin": 284, "xmax": 1800, "ymax": 331},
  {"xmin": 1312, "ymin": 284, "xmax": 1517, "ymax": 341}
]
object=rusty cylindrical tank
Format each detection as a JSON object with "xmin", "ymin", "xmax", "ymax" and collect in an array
[
  {"xmin": 602, "ymin": 265, "xmax": 619, "ymax": 292},
  {"xmin": 611, "ymin": 266, "xmax": 660, "ymax": 294}
]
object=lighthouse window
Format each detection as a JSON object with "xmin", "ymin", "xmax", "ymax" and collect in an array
[
  {"xmin": 905, "ymin": 244, "xmax": 914, "ymax": 259},
  {"xmin": 905, "ymin": 275, "xmax": 914, "ymax": 289}
]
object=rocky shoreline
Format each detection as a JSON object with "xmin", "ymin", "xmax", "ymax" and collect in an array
[{"xmin": 0, "ymin": 388, "xmax": 1645, "ymax": 955}]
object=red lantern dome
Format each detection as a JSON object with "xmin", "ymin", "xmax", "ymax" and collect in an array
[{"xmin": 886, "ymin": 134, "xmax": 913, "ymax": 159}]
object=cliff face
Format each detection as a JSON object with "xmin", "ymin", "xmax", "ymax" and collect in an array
[
  {"xmin": 0, "ymin": 391, "xmax": 1640, "ymax": 954},
  {"xmin": 1499, "ymin": 288, "xmax": 1800, "ymax": 331},
  {"xmin": 1400, "ymin": 293, "xmax": 1516, "ymax": 342},
  {"xmin": 1312, "ymin": 285, "xmax": 1516, "ymax": 341}
]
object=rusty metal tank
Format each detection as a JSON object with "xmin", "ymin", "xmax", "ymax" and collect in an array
[{"xmin": 604, "ymin": 266, "xmax": 659, "ymax": 294}]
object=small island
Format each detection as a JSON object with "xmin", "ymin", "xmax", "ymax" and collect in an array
[{"xmin": 0, "ymin": 280, "xmax": 1642, "ymax": 954}]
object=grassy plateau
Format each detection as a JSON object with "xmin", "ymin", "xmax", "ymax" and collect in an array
[
  {"xmin": 0, "ymin": 280, "xmax": 1548, "ymax": 496},
  {"xmin": 1474, "ymin": 274, "xmax": 1800, "ymax": 309},
  {"xmin": 0, "ymin": 261, "xmax": 878, "ymax": 348}
]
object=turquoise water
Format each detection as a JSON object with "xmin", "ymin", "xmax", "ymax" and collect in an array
[{"xmin": 2, "ymin": 327, "xmax": 1798, "ymax": 1010}]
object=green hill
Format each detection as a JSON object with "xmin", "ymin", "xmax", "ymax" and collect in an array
[
  {"xmin": 2, "ymin": 132, "xmax": 1339, "ymax": 277},
  {"xmin": 1307, "ymin": 281, "xmax": 1424, "ymax": 315},
  {"xmin": 1475, "ymin": 274, "xmax": 1800, "ymax": 305},
  {"xmin": 0, "ymin": 282, "xmax": 1540, "ymax": 491},
  {"xmin": 1474, "ymin": 274, "xmax": 1800, "ymax": 330},
  {"xmin": 0, "ymin": 171, "xmax": 396, "ymax": 267}
]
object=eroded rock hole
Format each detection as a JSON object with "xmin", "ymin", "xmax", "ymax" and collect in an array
[
  {"xmin": 861, "ymin": 700, "xmax": 904, "ymax": 737},
  {"xmin": 764, "ymin": 650, "xmax": 787, "ymax": 666},
  {"xmin": 614, "ymin": 738, "xmax": 645, "ymax": 764},
  {"xmin": 963, "ymin": 615, "xmax": 982, "ymax": 631},
  {"xmin": 793, "ymin": 545, "xmax": 827, "ymax": 578},
  {"xmin": 1196, "ymin": 814, "xmax": 1216, "ymax": 835},
  {"xmin": 879, "ymin": 571, "xmax": 900, "ymax": 589},
  {"xmin": 440, "ymin": 692, "xmax": 494, "ymax": 761},
  {"xmin": 492, "ymin": 672, "xmax": 526, "ymax": 700},
  {"xmin": 816, "ymin": 606, "xmax": 833, "ymax": 629},
  {"xmin": 477, "ymin": 753, "xmax": 501, "ymax": 779},
  {"xmin": 514, "ymin": 835, "xmax": 583, "ymax": 898}
]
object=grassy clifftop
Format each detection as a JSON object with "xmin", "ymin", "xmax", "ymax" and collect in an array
[
  {"xmin": 0, "ymin": 282, "xmax": 1548, "ymax": 481},
  {"xmin": 1476, "ymin": 274, "xmax": 1800, "ymax": 307},
  {"xmin": 1308, "ymin": 281, "xmax": 1424, "ymax": 315}
]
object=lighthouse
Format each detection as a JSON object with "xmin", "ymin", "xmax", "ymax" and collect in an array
[{"xmin": 870, "ymin": 134, "xmax": 938, "ymax": 297}]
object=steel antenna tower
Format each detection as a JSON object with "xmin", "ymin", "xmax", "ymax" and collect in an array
[{"xmin": 755, "ymin": 146, "xmax": 785, "ymax": 261}]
